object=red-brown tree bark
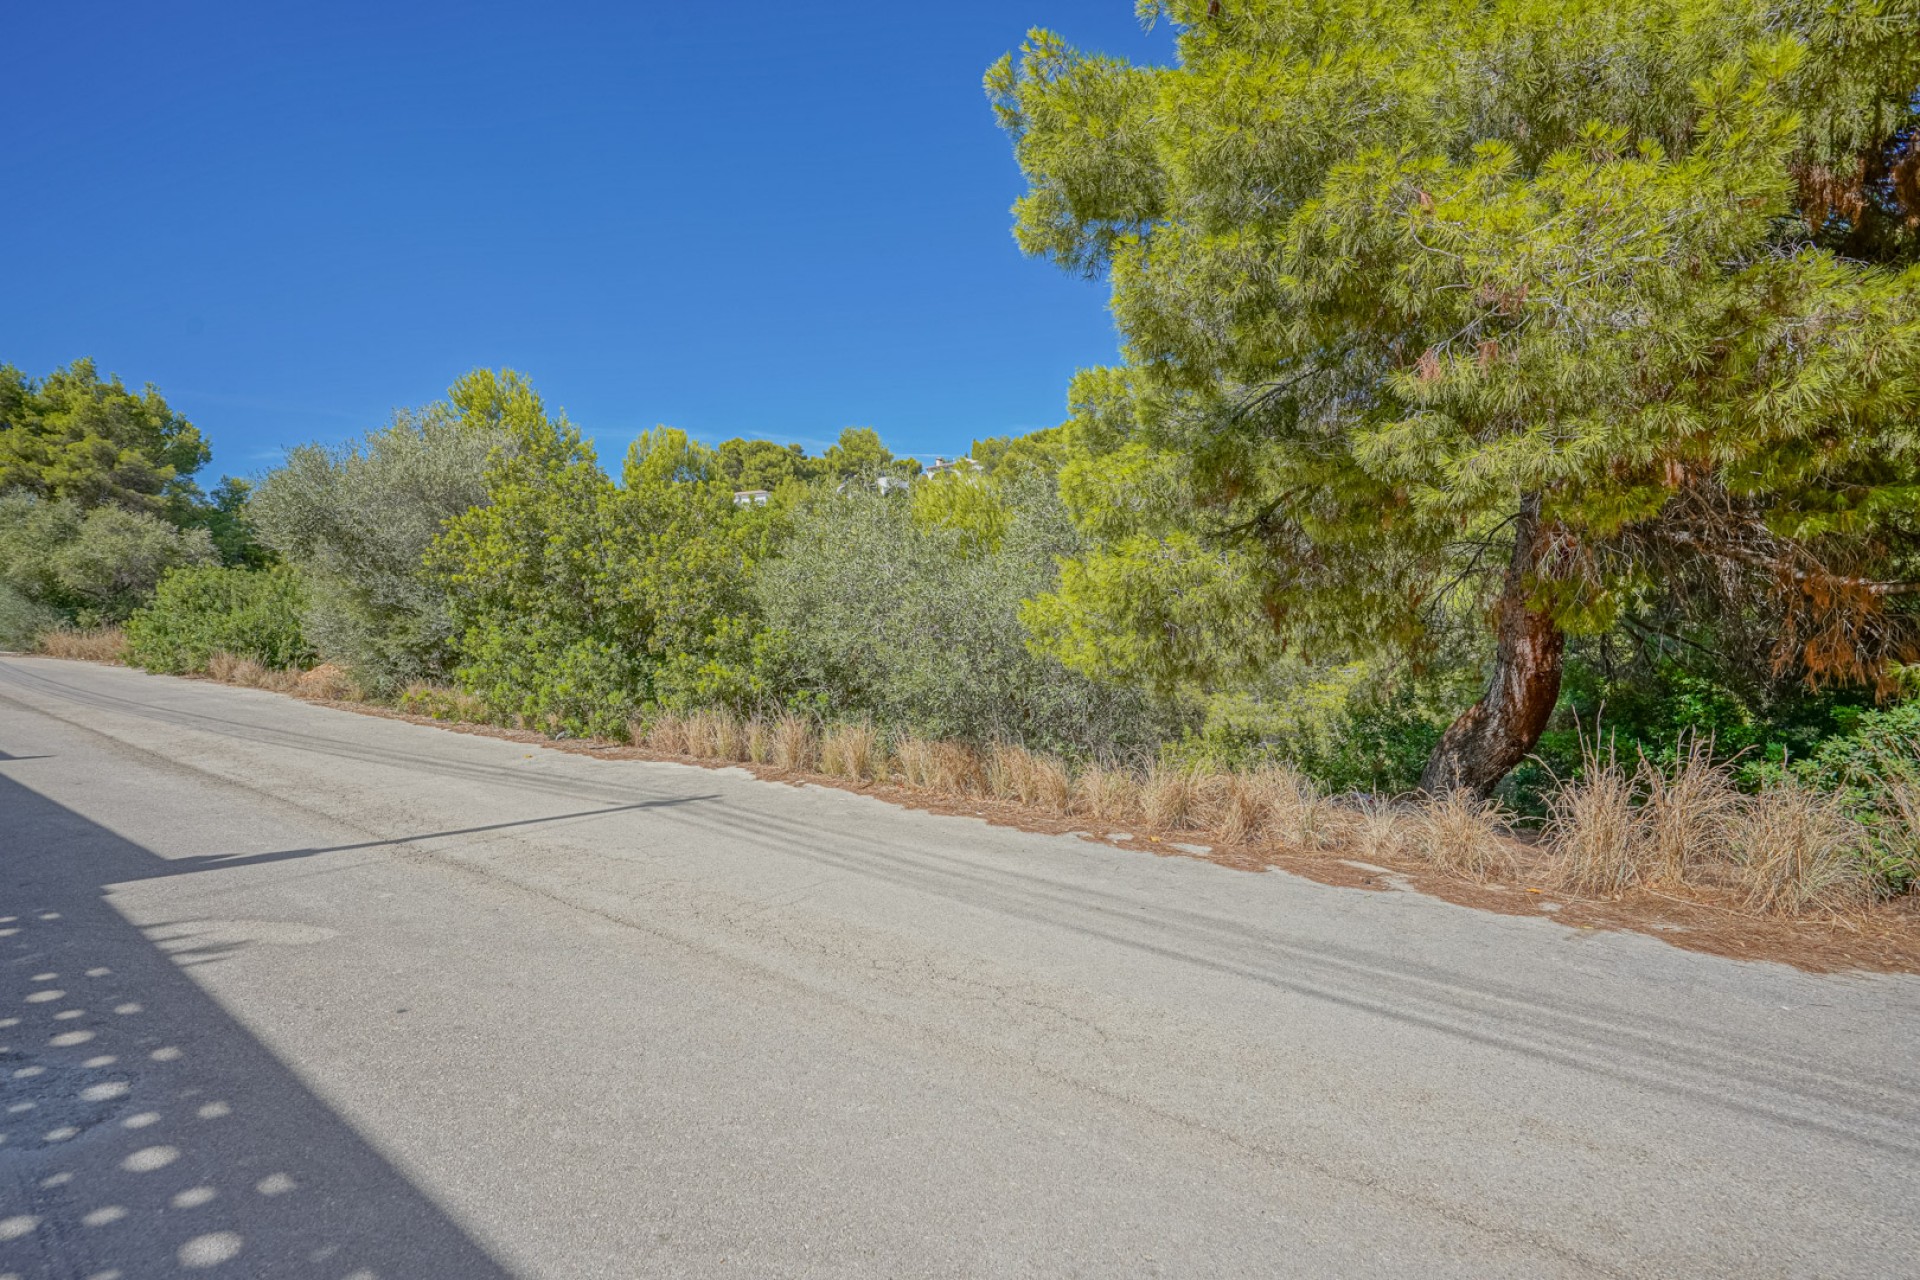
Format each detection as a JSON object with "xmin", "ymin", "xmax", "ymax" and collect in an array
[{"xmin": 1419, "ymin": 496, "xmax": 1565, "ymax": 798}]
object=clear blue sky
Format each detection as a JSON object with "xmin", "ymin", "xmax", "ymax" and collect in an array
[{"xmin": 3, "ymin": 2, "xmax": 1172, "ymax": 476}]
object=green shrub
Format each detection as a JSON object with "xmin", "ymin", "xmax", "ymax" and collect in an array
[
  {"xmin": 753, "ymin": 474, "xmax": 1179, "ymax": 756},
  {"xmin": 430, "ymin": 411, "xmax": 760, "ymax": 733},
  {"xmin": 248, "ymin": 377, "xmax": 510, "ymax": 696},
  {"xmin": 394, "ymin": 684, "xmax": 492, "ymax": 723},
  {"xmin": 0, "ymin": 581, "xmax": 59, "ymax": 650},
  {"xmin": 1504, "ymin": 644, "xmax": 1874, "ymax": 813},
  {"xmin": 0, "ymin": 492, "xmax": 217, "ymax": 625},
  {"xmin": 1787, "ymin": 702, "xmax": 1920, "ymax": 894},
  {"xmin": 1167, "ymin": 667, "xmax": 1459, "ymax": 796},
  {"xmin": 450, "ymin": 616, "xmax": 647, "ymax": 738},
  {"xmin": 124, "ymin": 565, "xmax": 313, "ymax": 674}
]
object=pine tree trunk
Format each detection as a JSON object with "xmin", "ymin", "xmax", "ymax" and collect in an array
[{"xmin": 1419, "ymin": 496, "xmax": 1565, "ymax": 798}]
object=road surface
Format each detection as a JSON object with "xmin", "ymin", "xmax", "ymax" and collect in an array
[{"xmin": 1, "ymin": 655, "xmax": 1915, "ymax": 1278}]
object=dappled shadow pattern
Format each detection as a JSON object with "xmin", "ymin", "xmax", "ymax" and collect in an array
[{"xmin": 0, "ymin": 775, "xmax": 519, "ymax": 1279}]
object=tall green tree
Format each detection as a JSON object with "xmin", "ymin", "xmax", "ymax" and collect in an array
[
  {"xmin": 717, "ymin": 438, "xmax": 817, "ymax": 492},
  {"xmin": 429, "ymin": 394, "xmax": 762, "ymax": 733},
  {"xmin": 0, "ymin": 359, "xmax": 210, "ymax": 513},
  {"xmin": 821, "ymin": 426, "xmax": 921, "ymax": 481},
  {"xmin": 991, "ymin": 0, "xmax": 1920, "ymax": 794},
  {"xmin": 249, "ymin": 370, "xmax": 524, "ymax": 693}
]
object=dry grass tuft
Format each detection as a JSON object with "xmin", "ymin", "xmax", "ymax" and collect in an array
[
  {"xmin": 684, "ymin": 709, "xmax": 744, "ymax": 761},
  {"xmin": 772, "ymin": 714, "xmax": 819, "ymax": 772},
  {"xmin": 640, "ymin": 713, "xmax": 691, "ymax": 755},
  {"xmin": 820, "ymin": 720, "xmax": 880, "ymax": 782},
  {"xmin": 294, "ymin": 663, "xmax": 359, "ymax": 701},
  {"xmin": 986, "ymin": 744, "xmax": 1073, "ymax": 812},
  {"xmin": 1140, "ymin": 765, "xmax": 1200, "ymax": 831},
  {"xmin": 1210, "ymin": 771, "xmax": 1273, "ymax": 845},
  {"xmin": 743, "ymin": 717, "xmax": 774, "ymax": 765},
  {"xmin": 35, "ymin": 627, "xmax": 127, "ymax": 663},
  {"xmin": 1637, "ymin": 736, "xmax": 1739, "ymax": 885},
  {"xmin": 205, "ymin": 652, "xmax": 301, "ymax": 692},
  {"xmin": 927, "ymin": 742, "xmax": 985, "ymax": 794},
  {"xmin": 1350, "ymin": 795, "xmax": 1407, "ymax": 862},
  {"xmin": 986, "ymin": 743, "xmax": 1030, "ymax": 802},
  {"xmin": 1406, "ymin": 790, "xmax": 1516, "ymax": 880},
  {"xmin": 1730, "ymin": 777, "xmax": 1874, "ymax": 915},
  {"xmin": 397, "ymin": 683, "xmax": 490, "ymax": 722},
  {"xmin": 1072, "ymin": 762, "xmax": 1141, "ymax": 825},
  {"xmin": 1546, "ymin": 746, "xmax": 1642, "ymax": 895},
  {"xmin": 1880, "ymin": 780, "xmax": 1920, "ymax": 887},
  {"xmin": 1256, "ymin": 766, "xmax": 1348, "ymax": 850},
  {"xmin": 889, "ymin": 736, "xmax": 933, "ymax": 789},
  {"xmin": 207, "ymin": 652, "xmax": 265, "ymax": 685},
  {"xmin": 1029, "ymin": 753, "xmax": 1074, "ymax": 814}
]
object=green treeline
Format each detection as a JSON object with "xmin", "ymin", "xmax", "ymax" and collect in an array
[{"xmin": 4, "ymin": 0, "xmax": 1918, "ymax": 869}]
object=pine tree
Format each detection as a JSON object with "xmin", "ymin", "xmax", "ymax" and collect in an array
[{"xmin": 990, "ymin": 0, "xmax": 1920, "ymax": 793}]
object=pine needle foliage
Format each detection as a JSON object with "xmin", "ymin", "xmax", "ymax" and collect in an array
[{"xmin": 991, "ymin": 0, "xmax": 1920, "ymax": 790}]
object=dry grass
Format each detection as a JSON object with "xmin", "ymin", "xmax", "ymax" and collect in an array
[
  {"xmin": 1350, "ymin": 795, "xmax": 1407, "ymax": 862},
  {"xmin": 207, "ymin": 652, "xmax": 262, "ymax": 684},
  {"xmin": 1406, "ymin": 790, "xmax": 1517, "ymax": 881},
  {"xmin": 639, "ymin": 712, "xmax": 690, "ymax": 755},
  {"xmin": 1259, "ymin": 766, "xmax": 1350, "ymax": 850},
  {"xmin": 1140, "ymin": 765, "xmax": 1200, "ymax": 831},
  {"xmin": 924, "ymin": 742, "xmax": 985, "ymax": 794},
  {"xmin": 684, "ymin": 709, "xmax": 744, "ymax": 761},
  {"xmin": 205, "ymin": 652, "xmax": 302, "ymax": 692},
  {"xmin": 1881, "ymin": 780, "xmax": 1920, "ymax": 884},
  {"xmin": 35, "ymin": 627, "xmax": 126, "ymax": 663},
  {"xmin": 890, "ymin": 736, "xmax": 933, "ymax": 789},
  {"xmin": 1072, "ymin": 762, "xmax": 1141, "ymax": 825},
  {"xmin": 1730, "ymin": 777, "xmax": 1874, "ymax": 915},
  {"xmin": 293, "ymin": 663, "xmax": 360, "ymax": 701},
  {"xmin": 744, "ymin": 717, "xmax": 774, "ymax": 765},
  {"xmin": 1536, "ymin": 733, "xmax": 1881, "ymax": 917},
  {"xmin": 1546, "ymin": 747, "xmax": 1642, "ymax": 895},
  {"xmin": 1030, "ymin": 753, "xmax": 1073, "ymax": 813},
  {"xmin": 1636, "ymin": 736, "xmax": 1740, "ymax": 885},
  {"xmin": 985, "ymin": 743, "xmax": 1024, "ymax": 801},
  {"xmin": 986, "ymin": 744, "xmax": 1072, "ymax": 813},
  {"xmin": 1208, "ymin": 771, "xmax": 1270, "ymax": 845},
  {"xmin": 772, "ymin": 714, "xmax": 819, "ymax": 772},
  {"xmin": 1197, "ymin": 766, "xmax": 1334, "ymax": 847},
  {"xmin": 820, "ymin": 720, "xmax": 880, "ymax": 782},
  {"xmin": 397, "ymin": 683, "xmax": 490, "ymax": 722}
]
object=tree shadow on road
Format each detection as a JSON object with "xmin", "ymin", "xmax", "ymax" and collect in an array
[
  {"xmin": 149, "ymin": 796, "xmax": 719, "ymax": 876},
  {"xmin": 0, "ymin": 774, "xmax": 523, "ymax": 1279}
]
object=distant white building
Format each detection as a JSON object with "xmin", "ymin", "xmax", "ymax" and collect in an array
[
  {"xmin": 732, "ymin": 489, "xmax": 771, "ymax": 506},
  {"xmin": 923, "ymin": 456, "xmax": 984, "ymax": 480}
]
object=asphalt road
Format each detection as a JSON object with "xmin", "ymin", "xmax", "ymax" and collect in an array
[{"xmin": 1, "ymin": 655, "xmax": 1916, "ymax": 1279}]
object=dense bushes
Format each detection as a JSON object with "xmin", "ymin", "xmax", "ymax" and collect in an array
[
  {"xmin": 1786, "ymin": 703, "xmax": 1920, "ymax": 893},
  {"xmin": 0, "ymin": 581, "xmax": 60, "ymax": 650},
  {"xmin": 124, "ymin": 565, "xmax": 312, "ymax": 673},
  {"xmin": 430, "ymin": 420, "xmax": 761, "ymax": 736},
  {"xmin": 248, "ymin": 371, "xmax": 518, "ymax": 695},
  {"xmin": 754, "ymin": 473, "xmax": 1178, "ymax": 756},
  {"xmin": 0, "ymin": 492, "xmax": 218, "ymax": 628},
  {"xmin": 0, "ymin": 359, "xmax": 262, "ymax": 648}
]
